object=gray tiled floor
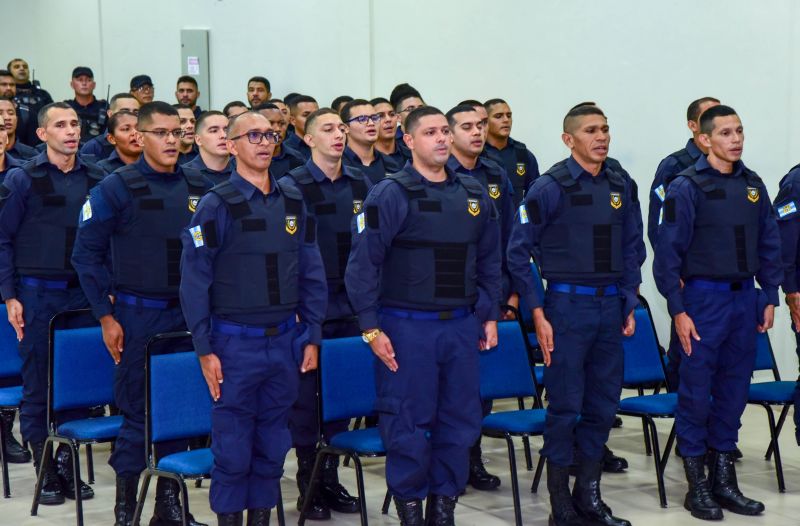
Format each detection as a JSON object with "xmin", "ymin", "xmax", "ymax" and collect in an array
[{"xmin": 2, "ymin": 397, "xmax": 798, "ymax": 525}]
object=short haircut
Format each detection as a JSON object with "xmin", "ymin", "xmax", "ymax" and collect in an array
[
  {"xmin": 687, "ymin": 96, "xmax": 721, "ymax": 122},
  {"xmin": 176, "ymin": 75, "xmax": 198, "ymax": 88},
  {"xmin": 405, "ymin": 106, "xmax": 444, "ymax": 135},
  {"xmin": 340, "ymin": 98, "xmax": 371, "ymax": 122},
  {"xmin": 196, "ymin": 110, "xmax": 226, "ymax": 133},
  {"xmin": 223, "ymin": 100, "xmax": 247, "ymax": 117},
  {"xmin": 284, "ymin": 92, "xmax": 301, "ymax": 106},
  {"xmin": 305, "ymin": 108, "xmax": 340, "ymax": 135},
  {"xmin": 172, "ymin": 103, "xmax": 193, "ymax": 111},
  {"xmin": 445, "ymin": 104, "xmax": 479, "ymax": 127},
  {"xmin": 6, "ymin": 59, "xmax": 24, "ymax": 69},
  {"xmin": 37, "ymin": 101, "xmax": 74, "ymax": 127},
  {"xmin": 108, "ymin": 110, "xmax": 138, "ymax": 134},
  {"xmin": 369, "ymin": 97, "xmax": 390, "ymax": 107},
  {"xmin": 248, "ymin": 76, "xmax": 271, "ymax": 91},
  {"xmin": 0, "ymin": 96, "xmax": 14, "ymax": 105},
  {"xmin": 390, "ymin": 83, "xmax": 421, "ymax": 108},
  {"xmin": 331, "ymin": 95, "xmax": 354, "ymax": 110},
  {"xmin": 110, "ymin": 92, "xmax": 136, "ymax": 108},
  {"xmin": 699, "ymin": 104, "xmax": 737, "ymax": 135},
  {"xmin": 137, "ymin": 101, "xmax": 179, "ymax": 128},
  {"xmin": 289, "ymin": 95, "xmax": 318, "ymax": 114},
  {"xmin": 393, "ymin": 92, "xmax": 423, "ymax": 112},
  {"xmin": 568, "ymin": 101, "xmax": 597, "ymax": 112},
  {"xmin": 562, "ymin": 105, "xmax": 606, "ymax": 133},
  {"xmin": 225, "ymin": 110, "xmax": 267, "ymax": 139},
  {"xmin": 483, "ymin": 98, "xmax": 508, "ymax": 112},
  {"xmin": 0, "ymin": 69, "xmax": 12, "ymax": 78},
  {"xmin": 254, "ymin": 102, "xmax": 279, "ymax": 111},
  {"xmin": 458, "ymin": 99, "xmax": 482, "ymax": 108},
  {"xmin": 267, "ymin": 98, "xmax": 284, "ymax": 104}
]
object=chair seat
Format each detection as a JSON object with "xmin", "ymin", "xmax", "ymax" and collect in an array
[
  {"xmin": 57, "ymin": 415, "xmax": 123, "ymax": 441},
  {"xmin": 329, "ymin": 427, "xmax": 385, "ymax": 455},
  {"xmin": 157, "ymin": 448, "xmax": 213, "ymax": 476},
  {"xmin": 618, "ymin": 393, "xmax": 677, "ymax": 416},
  {"xmin": 748, "ymin": 381, "xmax": 795, "ymax": 404},
  {"xmin": 0, "ymin": 385, "xmax": 22, "ymax": 407},
  {"xmin": 483, "ymin": 408, "xmax": 546, "ymax": 435}
]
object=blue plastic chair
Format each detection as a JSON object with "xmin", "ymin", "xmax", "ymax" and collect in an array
[
  {"xmin": 616, "ymin": 297, "xmax": 676, "ymax": 508},
  {"xmin": 480, "ymin": 320, "xmax": 546, "ymax": 526},
  {"xmin": 0, "ymin": 304, "xmax": 23, "ymax": 498},
  {"xmin": 299, "ymin": 336, "xmax": 386, "ymax": 526},
  {"xmin": 31, "ymin": 310, "xmax": 123, "ymax": 526},
  {"xmin": 747, "ymin": 331, "xmax": 794, "ymax": 492},
  {"xmin": 132, "ymin": 333, "xmax": 272, "ymax": 526}
]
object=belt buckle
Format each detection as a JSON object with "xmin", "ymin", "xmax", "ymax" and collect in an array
[
  {"xmin": 264, "ymin": 326, "xmax": 280, "ymax": 337},
  {"xmin": 438, "ymin": 310, "xmax": 454, "ymax": 320},
  {"xmin": 730, "ymin": 281, "xmax": 743, "ymax": 291},
  {"xmin": 595, "ymin": 287, "xmax": 605, "ymax": 297}
]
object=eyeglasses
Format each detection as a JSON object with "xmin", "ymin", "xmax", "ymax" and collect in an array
[
  {"xmin": 346, "ymin": 114, "xmax": 382, "ymax": 125},
  {"xmin": 230, "ymin": 130, "xmax": 281, "ymax": 144},
  {"xmin": 134, "ymin": 85, "xmax": 154, "ymax": 93},
  {"xmin": 139, "ymin": 129, "xmax": 185, "ymax": 140},
  {"xmin": 399, "ymin": 104, "xmax": 423, "ymax": 114}
]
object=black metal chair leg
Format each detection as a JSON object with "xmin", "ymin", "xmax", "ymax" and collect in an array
[
  {"xmin": 530, "ymin": 455, "xmax": 545, "ymax": 493},
  {"xmin": 178, "ymin": 478, "xmax": 189, "ymax": 526},
  {"xmin": 85, "ymin": 443, "xmax": 94, "ymax": 484},
  {"xmin": 352, "ymin": 455, "xmax": 370, "ymax": 526},
  {"xmin": 646, "ymin": 418, "xmax": 667, "ymax": 508},
  {"xmin": 505, "ymin": 435, "xmax": 522, "ymax": 526},
  {"xmin": 68, "ymin": 441, "xmax": 85, "ymax": 526},
  {"xmin": 382, "ymin": 488, "xmax": 392, "ymax": 514},
  {"xmin": 275, "ymin": 483, "xmax": 285, "ymax": 526},
  {"xmin": 31, "ymin": 438, "xmax": 53, "ymax": 516},
  {"xmin": 763, "ymin": 404, "xmax": 786, "ymax": 492},
  {"xmin": 765, "ymin": 405, "xmax": 789, "ymax": 461},
  {"xmin": 641, "ymin": 416, "xmax": 653, "ymax": 456},
  {"xmin": 298, "ymin": 451, "xmax": 327, "ymax": 526},
  {"xmin": 522, "ymin": 436, "xmax": 533, "ymax": 471},
  {"xmin": 132, "ymin": 472, "xmax": 152, "ymax": 526},
  {"xmin": 0, "ymin": 419, "xmax": 9, "ymax": 498}
]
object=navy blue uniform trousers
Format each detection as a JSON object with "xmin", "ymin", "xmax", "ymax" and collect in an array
[
  {"xmin": 18, "ymin": 283, "xmax": 89, "ymax": 443},
  {"xmin": 109, "ymin": 301, "xmax": 189, "ymax": 476},
  {"xmin": 209, "ymin": 322, "xmax": 304, "ymax": 514},
  {"xmin": 375, "ymin": 312, "xmax": 482, "ymax": 500},
  {"xmin": 540, "ymin": 291, "xmax": 624, "ymax": 466},
  {"xmin": 676, "ymin": 285, "xmax": 757, "ymax": 456}
]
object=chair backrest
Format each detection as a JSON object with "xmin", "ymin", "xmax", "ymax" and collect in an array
[
  {"xmin": 148, "ymin": 350, "xmax": 212, "ymax": 443},
  {"xmin": 0, "ymin": 305, "xmax": 22, "ymax": 378},
  {"xmin": 479, "ymin": 321, "xmax": 537, "ymax": 401},
  {"xmin": 320, "ymin": 336, "xmax": 376, "ymax": 422},
  {"xmin": 622, "ymin": 303, "xmax": 667, "ymax": 387},
  {"xmin": 752, "ymin": 331, "xmax": 780, "ymax": 380},
  {"xmin": 51, "ymin": 326, "xmax": 115, "ymax": 412}
]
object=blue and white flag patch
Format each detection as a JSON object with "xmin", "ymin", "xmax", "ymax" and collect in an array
[
  {"xmin": 777, "ymin": 201, "xmax": 797, "ymax": 219},
  {"xmin": 80, "ymin": 199, "xmax": 92, "ymax": 221},
  {"xmin": 518, "ymin": 204, "xmax": 529, "ymax": 224},
  {"xmin": 654, "ymin": 184, "xmax": 666, "ymax": 202},
  {"xmin": 356, "ymin": 212, "xmax": 366, "ymax": 233},
  {"xmin": 189, "ymin": 225, "xmax": 204, "ymax": 247}
]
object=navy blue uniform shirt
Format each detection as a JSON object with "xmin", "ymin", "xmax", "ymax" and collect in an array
[
  {"xmin": 182, "ymin": 153, "xmax": 233, "ymax": 186},
  {"xmin": 507, "ymin": 156, "xmax": 643, "ymax": 316},
  {"xmin": 80, "ymin": 132, "xmax": 115, "ymax": 160},
  {"xmin": 97, "ymin": 150, "xmax": 126, "ymax": 175},
  {"xmin": 66, "ymin": 97, "xmax": 109, "ymax": 144},
  {"xmin": 269, "ymin": 144, "xmax": 305, "ymax": 180},
  {"xmin": 773, "ymin": 163, "xmax": 800, "ymax": 293},
  {"xmin": 179, "ymin": 170, "xmax": 327, "ymax": 355},
  {"xmin": 653, "ymin": 156, "xmax": 782, "ymax": 315},
  {"xmin": 648, "ymin": 139, "xmax": 703, "ymax": 248},
  {"xmin": 8, "ymin": 140, "xmax": 37, "ymax": 160},
  {"xmin": 342, "ymin": 146, "xmax": 401, "ymax": 184},
  {"xmin": 345, "ymin": 161, "xmax": 502, "ymax": 330},
  {"xmin": 0, "ymin": 153, "xmax": 22, "ymax": 181},
  {"xmin": 606, "ymin": 156, "xmax": 647, "ymax": 266},
  {"xmin": 484, "ymin": 136, "xmax": 540, "ymax": 206},
  {"xmin": 284, "ymin": 133, "xmax": 311, "ymax": 160}
]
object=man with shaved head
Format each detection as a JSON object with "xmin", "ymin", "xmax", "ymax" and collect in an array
[
  {"xmin": 180, "ymin": 111, "xmax": 327, "ymax": 526},
  {"xmin": 508, "ymin": 104, "xmax": 642, "ymax": 526},
  {"xmin": 72, "ymin": 101, "xmax": 210, "ymax": 526}
]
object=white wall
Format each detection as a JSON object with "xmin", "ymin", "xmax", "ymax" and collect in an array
[{"xmin": 5, "ymin": 0, "xmax": 800, "ymax": 376}]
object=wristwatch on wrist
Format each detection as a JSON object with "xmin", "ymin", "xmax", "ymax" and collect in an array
[{"xmin": 362, "ymin": 328, "xmax": 381, "ymax": 343}]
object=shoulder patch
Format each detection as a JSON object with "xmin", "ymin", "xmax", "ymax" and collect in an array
[
  {"xmin": 654, "ymin": 184, "xmax": 666, "ymax": 202},
  {"xmin": 518, "ymin": 204, "xmax": 529, "ymax": 224},
  {"xmin": 189, "ymin": 225, "xmax": 204, "ymax": 247},
  {"xmin": 777, "ymin": 201, "xmax": 797, "ymax": 219},
  {"xmin": 80, "ymin": 198, "xmax": 92, "ymax": 221}
]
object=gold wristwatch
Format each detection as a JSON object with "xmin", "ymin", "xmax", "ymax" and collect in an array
[{"xmin": 362, "ymin": 328, "xmax": 381, "ymax": 343}]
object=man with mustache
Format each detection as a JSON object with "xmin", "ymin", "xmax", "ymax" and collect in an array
[
  {"xmin": 246, "ymin": 76, "xmax": 271, "ymax": 109},
  {"xmin": 346, "ymin": 106, "xmax": 501, "ymax": 525},
  {"xmin": 175, "ymin": 76, "xmax": 202, "ymax": 118}
]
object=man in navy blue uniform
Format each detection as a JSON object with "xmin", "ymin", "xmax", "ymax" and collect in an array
[
  {"xmin": 371, "ymin": 97, "xmax": 406, "ymax": 168},
  {"xmin": 654, "ymin": 105, "xmax": 780, "ymax": 521},
  {"xmin": 445, "ymin": 103, "xmax": 513, "ymax": 492},
  {"xmin": 72, "ymin": 102, "xmax": 210, "ymax": 526},
  {"xmin": 282, "ymin": 108, "xmax": 368, "ymax": 520},
  {"xmin": 285, "ymin": 96, "xmax": 319, "ymax": 161},
  {"xmin": 175, "ymin": 105, "xmax": 198, "ymax": 165},
  {"xmin": 773, "ymin": 162, "xmax": 800, "ymax": 448},
  {"xmin": 0, "ymin": 103, "xmax": 102, "ymax": 503},
  {"xmin": 180, "ymin": 111, "xmax": 326, "ymax": 526},
  {"xmin": 649, "ymin": 97, "xmax": 721, "ymax": 395},
  {"xmin": 130, "ymin": 75, "xmax": 155, "ymax": 106},
  {"xmin": 255, "ymin": 103, "xmax": 304, "ymax": 180},
  {"xmin": 508, "ymin": 104, "xmax": 640, "ymax": 526},
  {"xmin": 80, "ymin": 93, "xmax": 141, "ymax": 160},
  {"xmin": 182, "ymin": 111, "xmax": 232, "ymax": 186},
  {"xmin": 346, "ymin": 106, "xmax": 501, "ymax": 525},
  {"xmin": 391, "ymin": 89, "xmax": 423, "ymax": 162},
  {"xmin": 97, "ymin": 111, "xmax": 142, "ymax": 174},
  {"xmin": 175, "ymin": 76, "xmax": 203, "ymax": 118},
  {"xmin": 0, "ymin": 96, "xmax": 37, "ymax": 159},
  {"xmin": 341, "ymin": 99, "xmax": 401, "ymax": 183},
  {"xmin": 7, "ymin": 59, "xmax": 53, "ymax": 147},
  {"xmin": 246, "ymin": 77, "xmax": 271, "ymax": 109},
  {"xmin": 483, "ymin": 99, "xmax": 539, "ymax": 207},
  {"xmin": 65, "ymin": 67, "xmax": 109, "ymax": 145},
  {"xmin": 0, "ymin": 121, "xmax": 23, "ymax": 181}
]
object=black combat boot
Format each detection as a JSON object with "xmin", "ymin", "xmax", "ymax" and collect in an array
[
  {"xmin": 394, "ymin": 496, "xmax": 424, "ymax": 526},
  {"xmin": 246, "ymin": 508, "xmax": 270, "ymax": 525},
  {"xmin": 682, "ymin": 455, "xmax": 723, "ymax": 521},
  {"xmin": 425, "ymin": 495, "xmax": 457, "ymax": 526},
  {"xmin": 708, "ymin": 450, "xmax": 764, "ymax": 515},
  {"xmin": 217, "ymin": 511, "xmax": 243, "ymax": 526},
  {"xmin": 31, "ymin": 441, "xmax": 65, "ymax": 505},
  {"xmin": 468, "ymin": 442, "xmax": 501, "ymax": 490},
  {"xmin": 114, "ymin": 475, "xmax": 140, "ymax": 526},
  {"xmin": 546, "ymin": 461, "xmax": 583, "ymax": 526},
  {"xmin": 572, "ymin": 458, "xmax": 631, "ymax": 526},
  {"xmin": 296, "ymin": 453, "xmax": 331, "ymax": 521},
  {"xmin": 149, "ymin": 477, "xmax": 208, "ymax": 525},
  {"xmin": 54, "ymin": 443, "xmax": 94, "ymax": 499},
  {"xmin": 320, "ymin": 455, "xmax": 359, "ymax": 513},
  {"xmin": 0, "ymin": 409, "xmax": 31, "ymax": 463}
]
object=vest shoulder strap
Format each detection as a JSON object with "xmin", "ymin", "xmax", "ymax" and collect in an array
[
  {"xmin": 513, "ymin": 141, "xmax": 529, "ymax": 163},
  {"xmin": 118, "ymin": 165, "xmax": 151, "ymax": 197},
  {"xmin": 276, "ymin": 179, "xmax": 304, "ymax": 215},
  {"xmin": 387, "ymin": 170, "xmax": 427, "ymax": 199},
  {"xmin": 21, "ymin": 161, "xmax": 53, "ymax": 194},
  {"xmin": 211, "ymin": 180, "xmax": 252, "ymax": 220},
  {"xmin": 455, "ymin": 173, "xmax": 485, "ymax": 198},
  {"xmin": 669, "ymin": 148, "xmax": 695, "ymax": 171},
  {"xmin": 482, "ymin": 158, "xmax": 505, "ymax": 186},
  {"xmin": 545, "ymin": 161, "xmax": 577, "ymax": 189},
  {"xmin": 742, "ymin": 167, "xmax": 764, "ymax": 188},
  {"xmin": 606, "ymin": 166, "xmax": 626, "ymax": 191},
  {"xmin": 287, "ymin": 166, "xmax": 314, "ymax": 186},
  {"xmin": 683, "ymin": 171, "xmax": 718, "ymax": 194},
  {"xmin": 182, "ymin": 168, "xmax": 209, "ymax": 193}
]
